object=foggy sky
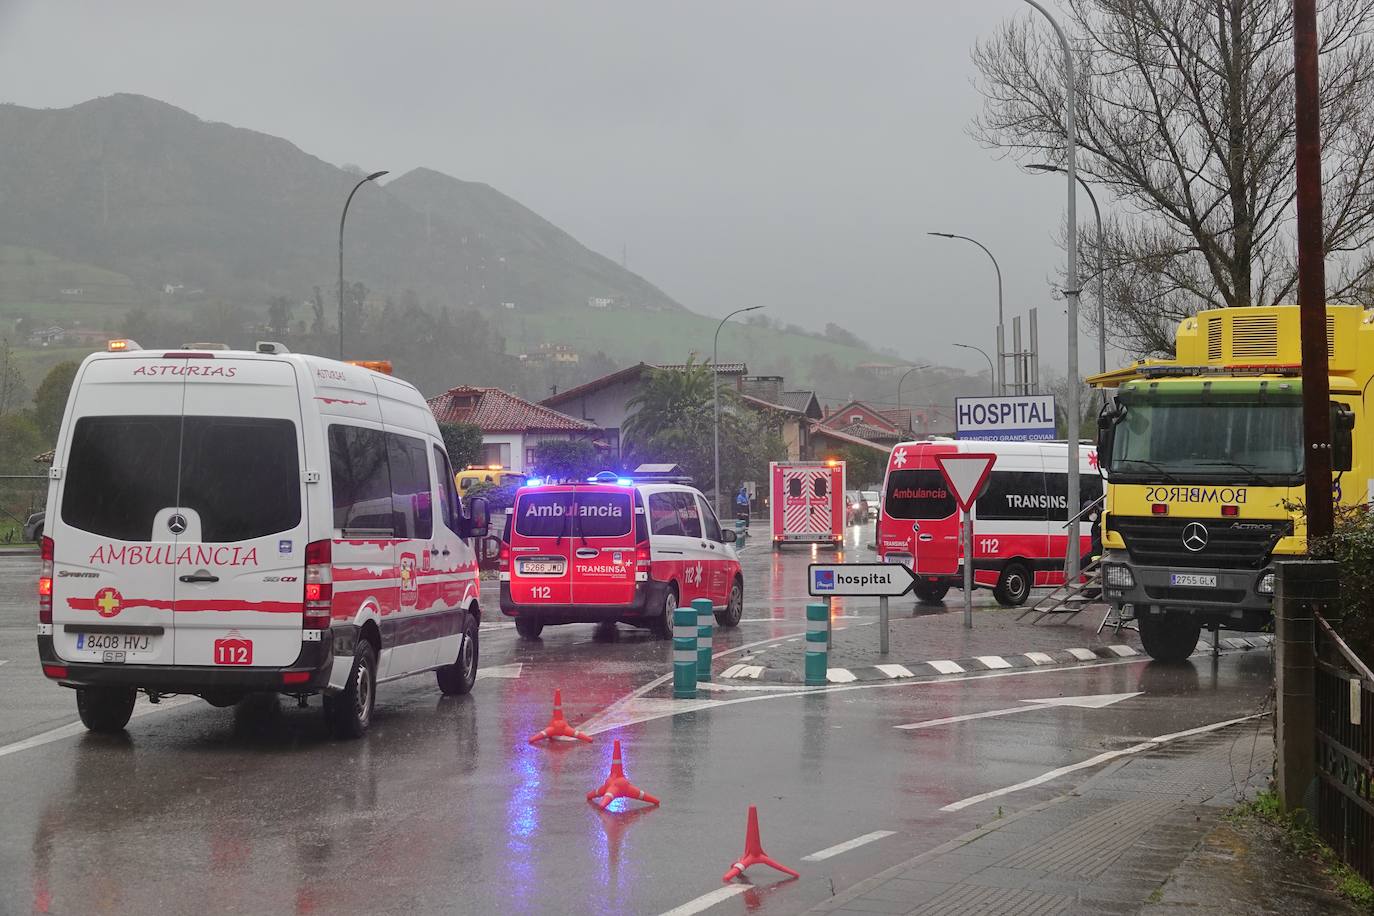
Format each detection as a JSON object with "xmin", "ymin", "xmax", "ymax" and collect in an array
[{"xmin": 0, "ymin": 0, "xmax": 1114, "ymax": 376}]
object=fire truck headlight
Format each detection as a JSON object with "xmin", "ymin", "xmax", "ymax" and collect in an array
[
  {"xmin": 1104, "ymin": 565, "xmax": 1135, "ymax": 589},
  {"xmin": 1257, "ymin": 571, "xmax": 1275, "ymax": 595}
]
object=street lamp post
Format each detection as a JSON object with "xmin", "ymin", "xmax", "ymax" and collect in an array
[
  {"xmin": 953, "ymin": 344, "xmax": 996, "ymax": 395},
  {"xmin": 338, "ymin": 170, "xmax": 388, "ymax": 360},
  {"xmin": 713, "ymin": 305, "xmax": 764, "ymax": 517},
  {"xmin": 928, "ymin": 232, "xmax": 1003, "ymax": 395},
  {"xmin": 1027, "ymin": 163, "xmax": 1105, "ymax": 385},
  {"xmin": 896, "ymin": 364, "xmax": 932, "ymax": 436},
  {"xmin": 1022, "ymin": 0, "xmax": 1083, "ymax": 580}
]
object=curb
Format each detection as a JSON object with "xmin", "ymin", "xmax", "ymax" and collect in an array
[{"xmin": 719, "ymin": 634, "xmax": 1275, "ymax": 684}]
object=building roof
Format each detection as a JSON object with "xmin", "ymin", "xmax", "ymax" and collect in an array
[
  {"xmin": 738, "ymin": 392, "xmax": 803, "ymax": 415},
  {"xmin": 542, "ymin": 360, "xmax": 748, "ymax": 409},
  {"xmin": 835, "ymin": 421, "xmax": 905, "ymax": 443},
  {"xmin": 819, "ymin": 400, "xmax": 902, "ymax": 433},
  {"xmin": 780, "ymin": 390, "xmax": 823, "ymax": 418},
  {"xmin": 428, "ymin": 386, "xmax": 599, "ymax": 434},
  {"xmin": 807, "ymin": 422, "xmax": 892, "ymax": 453}
]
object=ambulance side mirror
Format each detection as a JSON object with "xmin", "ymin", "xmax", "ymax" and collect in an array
[
  {"xmin": 721, "ymin": 529, "xmax": 737, "ymax": 544},
  {"xmin": 464, "ymin": 497, "xmax": 490, "ymax": 540},
  {"xmin": 1332, "ymin": 401, "xmax": 1355, "ymax": 473}
]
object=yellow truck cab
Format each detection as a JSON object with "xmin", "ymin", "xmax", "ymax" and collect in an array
[
  {"xmin": 457, "ymin": 466, "xmax": 527, "ymax": 496},
  {"xmin": 1092, "ymin": 304, "xmax": 1357, "ymax": 662}
]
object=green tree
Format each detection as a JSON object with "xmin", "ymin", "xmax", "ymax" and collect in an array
[
  {"xmin": 622, "ymin": 358, "xmax": 721, "ymax": 485},
  {"xmin": 834, "ymin": 445, "xmax": 889, "ymax": 489},
  {"xmin": 531, "ymin": 439, "xmax": 600, "ymax": 481},
  {"xmin": 33, "ymin": 361, "xmax": 78, "ymax": 441},
  {"xmin": 439, "ymin": 422, "xmax": 485, "ymax": 471},
  {"xmin": 0, "ymin": 412, "xmax": 44, "ymax": 474},
  {"xmin": 0, "ymin": 338, "xmax": 23, "ymax": 417}
]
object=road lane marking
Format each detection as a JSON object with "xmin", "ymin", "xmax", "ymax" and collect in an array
[
  {"xmin": 928, "ymin": 660, "xmax": 965, "ymax": 674},
  {"xmin": 875, "ymin": 664, "xmax": 914, "ymax": 678},
  {"xmin": 975, "ymin": 655, "xmax": 1013, "ymax": 670},
  {"xmin": 658, "ymin": 885, "xmax": 748, "ymax": 916},
  {"xmin": 938, "ymin": 712, "xmax": 1266, "ymax": 812},
  {"xmin": 475, "ymin": 663, "xmax": 522, "ymax": 679},
  {"xmin": 826, "ymin": 668, "xmax": 857, "ymax": 683},
  {"xmin": 801, "ymin": 830, "xmax": 896, "ymax": 862},
  {"xmin": 896, "ymin": 692, "xmax": 1141, "ymax": 731},
  {"xmin": 1066, "ymin": 648, "xmax": 1097, "ymax": 661},
  {"xmin": 0, "ymin": 696, "xmax": 196, "ymax": 761},
  {"xmin": 1024, "ymin": 652, "xmax": 1055, "ymax": 665},
  {"xmin": 1107, "ymin": 645, "xmax": 1137, "ymax": 657}
]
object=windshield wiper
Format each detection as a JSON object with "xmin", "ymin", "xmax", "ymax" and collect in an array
[
  {"xmin": 1193, "ymin": 460, "xmax": 1288, "ymax": 485},
  {"xmin": 1113, "ymin": 458, "xmax": 1180, "ymax": 482}
]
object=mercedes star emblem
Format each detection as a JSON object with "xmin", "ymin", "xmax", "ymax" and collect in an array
[
  {"xmin": 168, "ymin": 514, "xmax": 188, "ymax": 535},
  {"xmin": 1181, "ymin": 522, "xmax": 1209, "ymax": 552}
]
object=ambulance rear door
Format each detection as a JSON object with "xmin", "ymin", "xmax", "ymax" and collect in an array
[{"xmin": 569, "ymin": 487, "xmax": 637, "ymax": 606}]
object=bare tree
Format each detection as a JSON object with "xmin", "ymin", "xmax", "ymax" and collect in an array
[{"xmin": 973, "ymin": 0, "xmax": 1374, "ymax": 355}]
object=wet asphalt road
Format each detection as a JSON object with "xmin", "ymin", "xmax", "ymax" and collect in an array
[{"xmin": 0, "ymin": 524, "xmax": 1273, "ymax": 916}]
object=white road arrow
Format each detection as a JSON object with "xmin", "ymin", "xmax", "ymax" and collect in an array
[{"xmin": 895, "ymin": 692, "xmax": 1141, "ymax": 731}]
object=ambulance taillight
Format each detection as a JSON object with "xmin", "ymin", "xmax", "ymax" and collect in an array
[
  {"xmin": 38, "ymin": 536, "xmax": 53, "ymax": 624},
  {"xmin": 303, "ymin": 539, "xmax": 333, "ymax": 629},
  {"xmin": 498, "ymin": 540, "xmax": 510, "ymax": 574}
]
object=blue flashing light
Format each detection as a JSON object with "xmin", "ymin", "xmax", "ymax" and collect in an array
[
  {"xmin": 526, "ymin": 477, "xmax": 544, "ymax": 487},
  {"xmin": 616, "ymin": 477, "xmax": 634, "ymax": 487}
]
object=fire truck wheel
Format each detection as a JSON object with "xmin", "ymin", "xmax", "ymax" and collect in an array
[
  {"xmin": 652, "ymin": 586, "xmax": 679, "ymax": 640},
  {"xmin": 515, "ymin": 616, "xmax": 544, "ymax": 639},
  {"xmin": 913, "ymin": 580, "xmax": 949, "ymax": 605},
  {"xmin": 329, "ymin": 641, "xmax": 376, "ymax": 739},
  {"xmin": 437, "ymin": 617, "xmax": 479, "ymax": 695},
  {"xmin": 715, "ymin": 579, "xmax": 744, "ymax": 628},
  {"xmin": 76, "ymin": 687, "xmax": 136, "ymax": 733},
  {"xmin": 1138, "ymin": 615, "xmax": 1201, "ymax": 663},
  {"xmin": 993, "ymin": 562, "xmax": 1032, "ymax": 607}
]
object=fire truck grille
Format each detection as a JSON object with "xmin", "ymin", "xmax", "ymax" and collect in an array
[{"xmin": 1108, "ymin": 516, "xmax": 1291, "ymax": 570}]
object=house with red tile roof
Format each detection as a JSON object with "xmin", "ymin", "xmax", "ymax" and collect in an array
[{"xmin": 427, "ymin": 385, "xmax": 601, "ymax": 473}]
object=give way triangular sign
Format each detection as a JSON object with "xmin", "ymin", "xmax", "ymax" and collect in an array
[{"xmin": 934, "ymin": 453, "xmax": 997, "ymax": 512}]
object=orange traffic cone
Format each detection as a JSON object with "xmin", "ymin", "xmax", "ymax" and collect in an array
[
  {"xmin": 586, "ymin": 740, "xmax": 660, "ymax": 810},
  {"xmin": 528, "ymin": 689, "xmax": 592, "ymax": 744},
  {"xmin": 722, "ymin": 805, "xmax": 799, "ymax": 882}
]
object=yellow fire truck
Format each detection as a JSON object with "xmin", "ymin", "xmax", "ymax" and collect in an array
[{"xmin": 1091, "ymin": 303, "xmax": 1356, "ymax": 662}]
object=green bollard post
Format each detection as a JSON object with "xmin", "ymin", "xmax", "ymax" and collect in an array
[
  {"xmin": 673, "ymin": 605, "xmax": 698, "ymax": 699},
  {"xmin": 693, "ymin": 597, "xmax": 714, "ymax": 682},
  {"xmin": 805, "ymin": 603, "xmax": 829, "ymax": 686}
]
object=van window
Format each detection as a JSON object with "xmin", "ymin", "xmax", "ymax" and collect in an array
[
  {"xmin": 697, "ymin": 496, "xmax": 723, "ymax": 541},
  {"xmin": 433, "ymin": 446, "xmax": 456, "ymax": 533},
  {"xmin": 571, "ymin": 491, "xmax": 632, "ymax": 538},
  {"xmin": 179, "ymin": 417, "xmax": 301, "ymax": 542},
  {"xmin": 976, "ymin": 471, "xmax": 1050, "ymax": 521},
  {"xmin": 329, "ymin": 426, "xmax": 393, "ymax": 534},
  {"xmin": 787, "ymin": 478, "xmax": 802, "ymax": 498},
  {"xmin": 814, "ymin": 477, "xmax": 828, "ymax": 498},
  {"xmin": 388, "ymin": 433, "xmax": 433, "ymax": 540},
  {"xmin": 62, "ymin": 416, "xmax": 180, "ymax": 542},
  {"xmin": 649, "ymin": 492, "xmax": 683, "ymax": 536},
  {"xmin": 883, "ymin": 469, "xmax": 956, "ymax": 520},
  {"xmin": 1044, "ymin": 473, "xmax": 1104, "ymax": 522},
  {"xmin": 674, "ymin": 491, "xmax": 703, "ymax": 538},
  {"xmin": 62, "ymin": 416, "xmax": 301, "ymax": 543},
  {"xmin": 515, "ymin": 491, "xmax": 576, "ymax": 538}
]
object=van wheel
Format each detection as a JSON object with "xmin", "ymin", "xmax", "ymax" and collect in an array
[
  {"xmin": 716, "ymin": 579, "xmax": 744, "ymax": 628},
  {"xmin": 437, "ymin": 617, "xmax": 479, "ymax": 695},
  {"xmin": 913, "ymin": 581, "xmax": 949, "ymax": 605},
  {"xmin": 653, "ymin": 587, "xmax": 679, "ymax": 640},
  {"xmin": 515, "ymin": 616, "xmax": 544, "ymax": 639},
  {"xmin": 76, "ymin": 687, "xmax": 137, "ymax": 733},
  {"xmin": 993, "ymin": 562, "xmax": 1032, "ymax": 607},
  {"xmin": 1139, "ymin": 615, "xmax": 1201, "ymax": 663},
  {"xmin": 329, "ymin": 641, "xmax": 376, "ymax": 739}
]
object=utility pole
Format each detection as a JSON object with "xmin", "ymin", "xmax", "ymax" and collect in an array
[{"xmin": 1294, "ymin": 0, "xmax": 1333, "ymax": 541}]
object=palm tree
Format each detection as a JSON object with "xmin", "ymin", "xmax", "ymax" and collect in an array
[{"xmin": 623, "ymin": 358, "xmax": 739, "ymax": 485}]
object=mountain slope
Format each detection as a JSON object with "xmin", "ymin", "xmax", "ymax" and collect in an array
[{"xmin": 0, "ymin": 93, "xmax": 680, "ymax": 312}]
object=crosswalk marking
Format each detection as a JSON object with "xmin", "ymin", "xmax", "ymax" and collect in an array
[
  {"xmin": 928, "ymin": 660, "xmax": 965, "ymax": 675},
  {"xmin": 975, "ymin": 655, "xmax": 1012, "ymax": 670},
  {"xmin": 875, "ymin": 664, "xmax": 914, "ymax": 679}
]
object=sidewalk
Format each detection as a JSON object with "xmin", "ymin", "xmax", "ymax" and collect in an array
[
  {"xmin": 805, "ymin": 721, "xmax": 1351, "ymax": 915},
  {"xmin": 724, "ymin": 601, "xmax": 1270, "ymax": 683}
]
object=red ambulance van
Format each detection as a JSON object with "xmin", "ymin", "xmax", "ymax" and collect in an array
[
  {"xmin": 877, "ymin": 439, "xmax": 1100, "ymax": 606},
  {"xmin": 769, "ymin": 461, "xmax": 846, "ymax": 548},
  {"xmin": 500, "ymin": 473, "xmax": 744, "ymax": 638}
]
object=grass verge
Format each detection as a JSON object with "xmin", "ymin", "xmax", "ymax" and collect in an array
[{"xmin": 1233, "ymin": 789, "xmax": 1374, "ymax": 910}]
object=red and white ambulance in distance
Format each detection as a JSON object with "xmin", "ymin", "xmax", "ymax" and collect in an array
[
  {"xmin": 38, "ymin": 340, "xmax": 490, "ymax": 738},
  {"xmin": 499, "ymin": 472, "xmax": 744, "ymax": 639},
  {"xmin": 770, "ymin": 461, "xmax": 846, "ymax": 548},
  {"xmin": 877, "ymin": 439, "xmax": 1100, "ymax": 606}
]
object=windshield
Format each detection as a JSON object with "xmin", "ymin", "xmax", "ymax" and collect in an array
[{"xmin": 1111, "ymin": 396, "xmax": 1302, "ymax": 483}]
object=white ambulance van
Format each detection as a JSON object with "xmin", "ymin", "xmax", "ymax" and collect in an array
[{"xmin": 36, "ymin": 341, "xmax": 490, "ymax": 738}]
